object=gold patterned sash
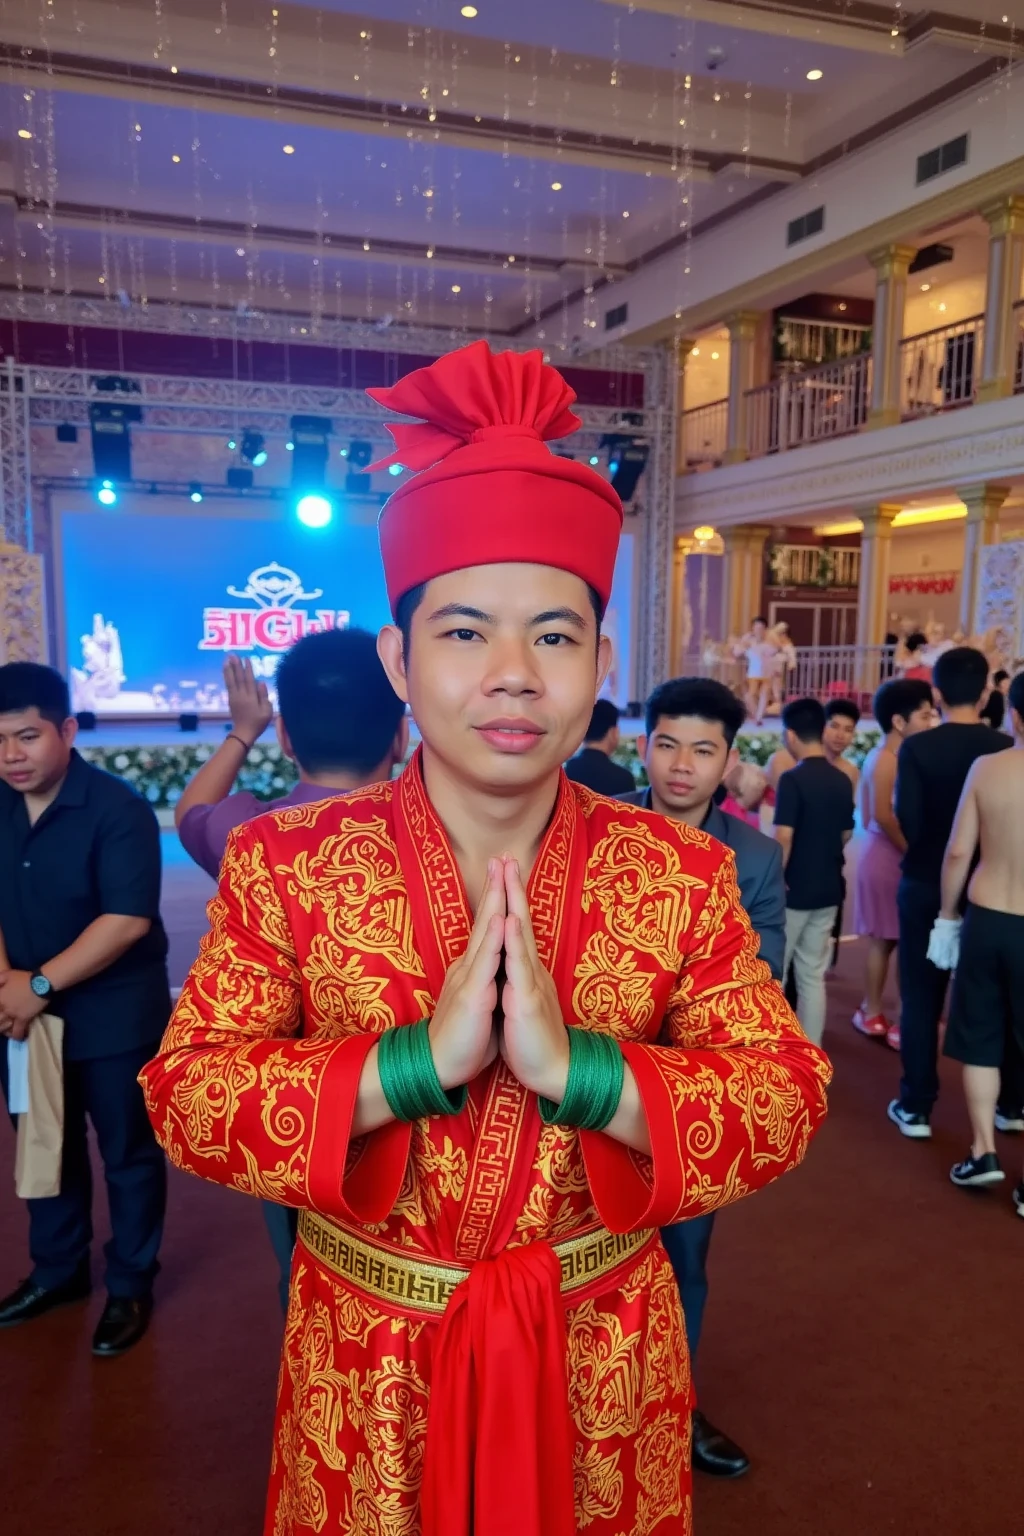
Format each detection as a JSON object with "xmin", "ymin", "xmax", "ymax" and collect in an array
[{"xmin": 298, "ymin": 1210, "xmax": 655, "ymax": 1317}]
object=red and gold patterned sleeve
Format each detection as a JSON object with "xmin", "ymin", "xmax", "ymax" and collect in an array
[
  {"xmin": 138, "ymin": 823, "xmax": 410, "ymax": 1222},
  {"xmin": 580, "ymin": 845, "xmax": 831, "ymax": 1232}
]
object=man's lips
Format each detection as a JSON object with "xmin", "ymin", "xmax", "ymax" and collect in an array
[{"xmin": 473, "ymin": 719, "xmax": 546, "ymax": 753}]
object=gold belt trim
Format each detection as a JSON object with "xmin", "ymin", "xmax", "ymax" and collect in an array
[{"xmin": 297, "ymin": 1210, "xmax": 654, "ymax": 1317}]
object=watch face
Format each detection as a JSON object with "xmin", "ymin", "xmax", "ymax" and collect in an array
[{"xmin": 30, "ymin": 974, "xmax": 51, "ymax": 997}]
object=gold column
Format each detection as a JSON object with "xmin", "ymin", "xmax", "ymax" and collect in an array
[
  {"xmin": 723, "ymin": 311, "xmax": 760, "ymax": 466},
  {"xmin": 977, "ymin": 196, "xmax": 1024, "ymax": 404},
  {"xmin": 867, "ymin": 244, "xmax": 917, "ymax": 429},
  {"xmin": 959, "ymin": 483, "xmax": 1010, "ymax": 634},
  {"xmin": 855, "ymin": 504, "xmax": 900, "ymax": 646},
  {"xmin": 721, "ymin": 525, "xmax": 771, "ymax": 638}
]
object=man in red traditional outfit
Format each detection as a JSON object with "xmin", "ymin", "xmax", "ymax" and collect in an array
[{"xmin": 140, "ymin": 340, "xmax": 831, "ymax": 1536}]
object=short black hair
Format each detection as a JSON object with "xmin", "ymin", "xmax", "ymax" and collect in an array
[
  {"xmin": 932, "ymin": 645, "xmax": 990, "ymax": 708},
  {"xmin": 873, "ymin": 677, "xmax": 933, "ymax": 734},
  {"xmin": 275, "ymin": 628, "xmax": 404, "ymax": 775},
  {"xmin": 751, "ymin": 614, "xmax": 768, "ymax": 626},
  {"xmin": 644, "ymin": 676, "xmax": 746, "ymax": 748},
  {"xmin": 585, "ymin": 698, "xmax": 620, "ymax": 741},
  {"xmin": 993, "ymin": 669, "xmax": 1009, "ymax": 686},
  {"xmin": 781, "ymin": 696, "xmax": 826, "ymax": 744},
  {"xmin": 905, "ymin": 630, "xmax": 927, "ymax": 654},
  {"xmin": 0, "ymin": 661, "xmax": 70, "ymax": 727},
  {"xmin": 825, "ymin": 697, "xmax": 859, "ymax": 725},
  {"xmin": 1009, "ymin": 670, "xmax": 1024, "ymax": 720},
  {"xmin": 394, "ymin": 579, "xmax": 605, "ymax": 653}
]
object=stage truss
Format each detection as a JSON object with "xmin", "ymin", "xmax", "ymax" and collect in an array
[{"xmin": 0, "ymin": 333, "xmax": 677, "ymax": 696}]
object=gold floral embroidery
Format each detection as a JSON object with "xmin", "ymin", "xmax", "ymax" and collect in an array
[{"xmin": 574, "ymin": 1442, "xmax": 624, "ymax": 1528}]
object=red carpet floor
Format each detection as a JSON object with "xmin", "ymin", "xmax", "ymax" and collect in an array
[{"xmin": 2, "ymin": 940, "xmax": 1020, "ymax": 1536}]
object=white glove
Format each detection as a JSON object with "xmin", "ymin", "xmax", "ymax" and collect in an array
[{"xmin": 927, "ymin": 916, "xmax": 961, "ymax": 971}]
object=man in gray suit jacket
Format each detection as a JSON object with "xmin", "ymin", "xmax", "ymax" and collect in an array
[{"xmin": 619, "ymin": 677, "xmax": 787, "ymax": 1480}]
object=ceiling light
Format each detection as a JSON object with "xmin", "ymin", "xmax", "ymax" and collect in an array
[
  {"xmin": 451, "ymin": 284, "xmax": 462, "ymax": 293},
  {"xmin": 938, "ymin": 302, "xmax": 947, "ymax": 312},
  {"xmin": 282, "ymin": 144, "xmax": 295, "ymax": 154},
  {"xmin": 691, "ymin": 347, "xmax": 700, "ymax": 356},
  {"xmin": 171, "ymin": 154, "xmax": 181, "ymax": 163},
  {"xmin": 622, "ymin": 210, "xmax": 630, "ymax": 218},
  {"xmin": 461, "ymin": 5, "xmax": 479, "ymax": 15},
  {"xmin": 363, "ymin": 240, "xmax": 370, "ymax": 251},
  {"xmin": 235, "ymin": 246, "xmax": 245, "ymax": 256},
  {"xmin": 838, "ymin": 302, "xmax": 847, "ymax": 312},
  {"xmin": 920, "ymin": 282, "xmax": 931, "ymax": 291},
  {"xmin": 170, "ymin": 65, "xmax": 178, "ymax": 73},
  {"xmin": 711, "ymin": 351, "xmax": 719, "ymax": 360},
  {"xmin": 189, "ymin": 484, "xmax": 203, "ymax": 503},
  {"xmin": 693, "ymin": 525, "xmax": 716, "ymax": 542},
  {"xmin": 17, "ymin": 129, "xmax": 32, "ymax": 140},
  {"xmin": 508, "ymin": 254, "xmax": 515, "ymax": 262},
  {"xmin": 806, "ymin": 68, "xmax": 823, "ymax": 81},
  {"xmin": 551, "ymin": 181, "xmax": 562, "ymax": 191},
  {"xmin": 423, "ymin": 188, "xmax": 434, "ymax": 198},
  {"xmin": 891, "ymin": 27, "xmax": 899, "ymax": 36}
]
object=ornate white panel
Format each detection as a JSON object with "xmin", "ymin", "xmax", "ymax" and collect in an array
[
  {"xmin": 975, "ymin": 539, "xmax": 1024, "ymax": 668},
  {"xmin": 0, "ymin": 546, "xmax": 44, "ymax": 664}
]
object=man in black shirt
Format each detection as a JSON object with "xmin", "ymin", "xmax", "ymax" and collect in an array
[
  {"xmin": 0, "ymin": 663, "xmax": 170, "ymax": 1354},
  {"xmin": 563, "ymin": 696, "xmax": 635, "ymax": 795},
  {"xmin": 889, "ymin": 646, "xmax": 1009, "ymax": 1137},
  {"xmin": 774, "ymin": 697, "xmax": 855, "ymax": 1046}
]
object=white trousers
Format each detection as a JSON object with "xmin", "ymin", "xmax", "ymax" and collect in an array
[{"xmin": 784, "ymin": 906, "xmax": 838, "ymax": 1047}]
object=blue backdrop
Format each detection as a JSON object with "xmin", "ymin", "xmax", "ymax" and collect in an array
[{"xmin": 59, "ymin": 502, "xmax": 634, "ymax": 714}]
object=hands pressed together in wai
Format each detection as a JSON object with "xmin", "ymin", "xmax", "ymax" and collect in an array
[{"xmin": 427, "ymin": 857, "xmax": 571, "ymax": 1105}]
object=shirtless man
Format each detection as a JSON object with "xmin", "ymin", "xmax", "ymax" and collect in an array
[
  {"xmin": 933, "ymin": 668, "xmax": 1024, "ymax": 1212},
  {"xmin": 734, "ymin": 617, "xmax": 777, "ymax": 726}
]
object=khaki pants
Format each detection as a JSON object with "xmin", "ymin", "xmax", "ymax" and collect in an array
[{"xmin": 784, "ymin": 906, "xmax": 838, "ymax": 1047}]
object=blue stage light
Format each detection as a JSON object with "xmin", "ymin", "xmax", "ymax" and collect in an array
[
  {"xmin": 589, "ymin": 455, "xmax": 599, "ymax": 466},
  {"xmin": 189, "ymin": 483, "xmax": 203, "ymax": 503},
  {"xmin": 285, "ymin": 441, "xmax": 294, "ymax": 451},
  {"xmin": 97, "ymin": 480, "xmax": 117, "ymax": 506},
  {"xmin": 608, "ymin": 460, "xmax": 620, "ymax": 475},
  {"xmin": 388, "ymin": 463, "xmax": 403, "ymax": 476},
  {"xmin": 296, "ymin": 492, "xmax": 333, "ymax": 528}
]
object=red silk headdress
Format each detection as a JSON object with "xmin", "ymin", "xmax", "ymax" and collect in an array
[{"xmin": 367, "ymin": 340, "xmax": 623, "ymax": 615}]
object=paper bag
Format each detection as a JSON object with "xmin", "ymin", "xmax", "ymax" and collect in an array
[{"xmin": 14, "ymin": 1013, "xmax": 65, "ymax": 1200}]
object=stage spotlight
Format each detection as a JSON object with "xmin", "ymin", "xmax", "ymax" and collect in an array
[
  {"xmin": 227, "ymin": 438, "xmax": 237, "ymax": 451},
  {"xmin": 388, "ymin": 463, "xmax": 403, "ymax": 477},
  {"xmin": 345, "ymin": 439, "xmax": 374, "ymax": 495},
  {"xmin": 589, "ymin": 455, "xmax": 600, "ymax": 466},
  {"xmin": 189, "ymin": 483, "xmax": 203, "ymax": 503},
  {"xmin": 296, "ymin": 493, "xmax": 333, "ymax": 529},
  {"xmin": 227, "ymin": 466, "xmax": 254, "ymax": 490},
  {"xmin": 290, "ymin": 415, "xmax": 331, "ymax": 486},
  {"xmin": 240, "ymin": 429, "xmax": 267, "ymax": 468},
  {"xmin": 96, "ymin": 479, "xmax": 117, "ymax": 506},
  {"xmin": 599, "ymin": 421, "xmax": 649, "ymax": 503}
]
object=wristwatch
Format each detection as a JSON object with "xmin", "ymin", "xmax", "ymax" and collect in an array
[{"xmin": 30, "ymin": 971, "xmax": 55, "ymax": 1000}]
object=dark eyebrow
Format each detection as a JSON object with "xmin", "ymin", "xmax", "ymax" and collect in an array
[
  {"xmin": 426, "ymin": 603, "xmax": 497, "ymax": 625},
  {"xmin": 653, "ymin": 729, "xmax": 719, "ymax": 748},
  {"xmin": 530, "ymin": 607, "xmax": 588, "ymax": 631}
]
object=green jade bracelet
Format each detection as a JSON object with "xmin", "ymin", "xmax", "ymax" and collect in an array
[
  {"xmin": 377, "ymin": 1018, "xmax": 468, "ymax": 1122},
  {"xmin": 538, "ymin": 1026, "xmax": 624, "ymax": 1131}
]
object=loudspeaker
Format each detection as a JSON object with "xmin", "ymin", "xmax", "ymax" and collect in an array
[
  {"xmin": 179, "ymin": 712, "xmax": 199, "ymax": 732},
  {"xmin": 75, "ymin": 710, "xmax": 97, "ymax": 730}
]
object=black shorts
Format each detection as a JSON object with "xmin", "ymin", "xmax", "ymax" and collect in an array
[{"xmin": 944, "ymin": 903, "xmax": 1024, "ymax": 1069}]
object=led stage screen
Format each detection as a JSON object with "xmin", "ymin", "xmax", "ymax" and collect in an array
[{"xmin": 58, "ymin": 500, "xmax": 635, "ymax": 714}]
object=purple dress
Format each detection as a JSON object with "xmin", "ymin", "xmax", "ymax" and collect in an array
[{"xmin": 853, "ymin": 748, "xmax": 902, "ymax": 941}]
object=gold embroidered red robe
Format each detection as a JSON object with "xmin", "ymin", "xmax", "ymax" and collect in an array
[{"xmin": 140, "ymin": 752, "xmax": 830, "ymax": 1536}]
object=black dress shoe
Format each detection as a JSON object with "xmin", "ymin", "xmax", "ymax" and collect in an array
[
  {"xmin": 0, "ymin": 1273, "xmax": 91, "ymax": 1328},
  {"xmin": 92, "ymin": 1295, "xmax": 153, "ymax": 1358},
  {"xmin": 691, "ymin": 1410, "xmax": 751, "ymax": 1478}
]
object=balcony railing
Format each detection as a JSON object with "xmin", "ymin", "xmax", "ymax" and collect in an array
[
  {"xmin": 746, "ymin": 353, "xmax": 872, "ymax": 457},
  {"xmin": 1014, "ymin": 299, "xmax": 1024, "ymax": 394},
  {"xmin": 900, "ymin": 314, "xmax": 984, "ymax": 419},
  {"xmin": 680, "ymin": 397, "xmax": 728, "ymax": 470},
  {"xmin": 767, "ymin": 543, "xmax": 861, "ymax": 589},
  {"xmin": 775, "ymin": 317, "xmax": 872, "ymax": 366},
  {"xmin": 683, "ymin": 645, "xmax": 896, "ymax": 709}
]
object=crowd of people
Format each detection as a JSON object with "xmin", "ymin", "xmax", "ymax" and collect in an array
[{"xmin": 0, "ymin": 339, "xmax": 1020, "ymax": 1536}]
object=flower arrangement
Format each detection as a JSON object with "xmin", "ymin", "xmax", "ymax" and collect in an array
[{"xmin": 81, "ymin": 724, "xmax": 882, "ymax": 810}]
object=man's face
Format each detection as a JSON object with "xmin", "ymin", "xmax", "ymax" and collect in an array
[
  {"xmin": 0, "ymin": 708, "xmax": 75, "ymax": 795},
  {"xmin": 640, "ymin": 714, "xmax": 734, "ymax": 817},
  {"xmin": 824, "ymin": 712, "xmax": 856, "ymax": 758},
  {"xmin": 899, "ymin": 699, "xmax": 937, "ymax": 737},
  {"xmin": 752, "ymin": 621, "xmax": 766, "ymax": 641},
  {"xmin": 378, "ymin": 562, "xmax": 611, "ymax": 793}
]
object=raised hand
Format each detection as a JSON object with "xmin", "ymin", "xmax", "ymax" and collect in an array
[
  {"xmin": 499, "ymin": 858, "xmax": 570, "ymax": 1103},
  {"xmin": 428, "ymin": 859, "xmax": 506, "ymax": 1091},
  {"xmin": 224, "ymin": 654, "xmax": 273, "ymax": 745}
]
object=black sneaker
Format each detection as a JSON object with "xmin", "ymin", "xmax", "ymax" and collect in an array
[
  {"xmin": 995, "ymin": 1108, "xmax": 1024, "ymax": 1133},
  {"xmin": 887, "ymin": 1099, "xmax": 932, "ymax": 1140},
  {"xmin": 950, "ymin": 1151, "xmax": 1005, "ymax": 1188},
  {"xmin": 1013, "ymin": 1183, "xmax": 1024, "ymax": 1219}
]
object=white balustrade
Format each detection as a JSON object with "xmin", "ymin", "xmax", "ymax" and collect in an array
[
  {"xmin": 745, "ymin": 353, "xmax": 872, "ymax": 458},
  {"xmin": 899, "ymin": 315, "xmax": 984, "ymax": 419},
  {"xmin": 680, "ymin": 398, "xmax": 728, "ymax": 470}
]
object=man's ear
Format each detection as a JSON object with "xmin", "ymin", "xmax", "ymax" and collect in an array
[
  {"xmin": 60, "ymin": 716, "xmax": 78, "ymax": 750},
  {"xmin": 725, "ymin": 744, "xmax": 740, "ymax": 777},
  {"xmin": 595, "ymin": 633, "xmax": 614, "ymax": 695},
  {"xmin": 377, "ymin": 625, "xmax": 410, "ymax": 704}
]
